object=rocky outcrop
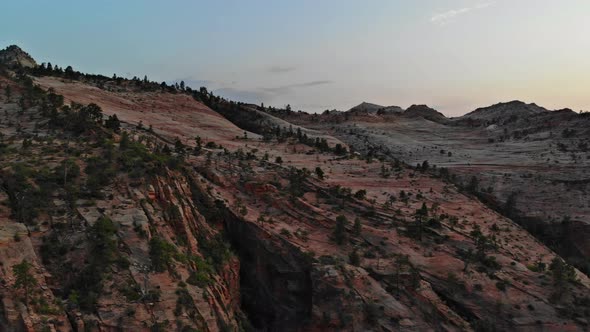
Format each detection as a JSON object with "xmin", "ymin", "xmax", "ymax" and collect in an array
[
  {"xmin": 347, "ymin": 102, "xmax": 404, "ymax": 115},
  {"xmin": 0, "ymin": 45, "xmax": 37, "ymax": 68},
  {"xmin": 403, "ymin": 104, "xmax": 448, "ymax": 123}
]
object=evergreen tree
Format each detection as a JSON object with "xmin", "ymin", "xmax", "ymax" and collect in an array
[
  {"xmin": 412, "ymin": 203, "xmax": 428, "ymax": 240},
  {"xmin": 421, "ymin": 160, "xmax": 429, "ymax": 172},
  {"xmin": 65, "ymin": 65, "xmax": 76, "ymax": 79},
  {"xmin": 353, "ymin": 217, "xmax": 362, "ymax": 236},
  {"xmin": 334, "ymin": 144, "xmax": 347, "ymax": 155},
  {"xmin": 467, "ymin": 176, "xmax": 479, "ymax": 193},
  {"xmin": 4, "ymin": 85, "xmax": 10, "ymax": 101},
  {"xmin": 194, "ymin": 136, "xmax": 202, "ymax": 154},
  {"xmin": 354, "ymin": 189, "xmax": 367, "ymax": 200},
  {"xmin": 105, "ymin": 114, "xmax": 121, "ymax": 132},
  {"xmin": 549, "ymin": 257, "xmax": 577, "ymax": 287},
  {"xmin": 349, "ymin": 249, "xmax": 360, "ymax": 266},
  {"xmin": 332, "ymin": 215, "xmax": 348, "ymax": 245},
  {"xmin": 174, "ymin": 137, "xmax": 185, "ymax": 155},
  {"xmin": 13, "ymin": 259, "xmax": 37, "ymax": 306},
  {"xmin": 315, "ymin": 166, "xmax": 324, "ymax": 180}
]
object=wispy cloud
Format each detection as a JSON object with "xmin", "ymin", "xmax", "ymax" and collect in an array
[
  {"xmin": 431, "ymin": 2, "xmax": 493, "ymax": 25},
  {"xmin": 268, "ymin": 65, "xmax": 297, "ymax": 73},
  {"xmin": 169, "ymin": 77, "xmax": 333, "ymax": 106},
  {"xmin": 261, "ymin": 80, "xmax": 333, "ymax": 95}
]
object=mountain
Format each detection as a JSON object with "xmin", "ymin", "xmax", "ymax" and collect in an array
[
  {"xmin": 1, "ymin": 45, "xmax": 590, "ymax": 331},
  {"xmin": 459, "ymin": 100, "xmax": 548, "ymax": 123},
  {"xmin": 402, "ymin": 104, "xmax": 448, "ymax": 123},
  {"xmin": 347, "ymin": 102, "xmax": 404, "ymax": 115},
  {"xmin": 0, "ymin": 45, "xmax": 37, "ymax": 68}
]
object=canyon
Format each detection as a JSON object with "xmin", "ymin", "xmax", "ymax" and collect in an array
[{"xmin": 0, "ymin": 46, "xmax": 589, "ymax": 331}]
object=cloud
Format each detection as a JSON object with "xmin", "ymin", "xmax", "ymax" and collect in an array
[
  {"xmin": 268, "ymin": 65, "xmax": 297, "ymax": 73},
  {"xmin": 262, "ymin": 80, "xmax": 333, "ymax": 95},
  {"xmin": 430, "ymin": 2, "xmax": 493, "ymax": 25},
  {"xmin": 295, "ymin": 80, "xmax": 333, "ymax": 87},
  {"xmin": 168, "ymin": 77, "xmax": 333, "ymax": 107}
]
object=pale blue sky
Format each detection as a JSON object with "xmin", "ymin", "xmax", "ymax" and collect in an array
[{"xmin": 1, "ymin": 1, "xmax": 589, "ymax": 115}]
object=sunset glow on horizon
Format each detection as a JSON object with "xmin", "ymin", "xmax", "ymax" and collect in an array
[{"xmin": 2, "ymin": 0, "xmax": 589, "ymax": 116}]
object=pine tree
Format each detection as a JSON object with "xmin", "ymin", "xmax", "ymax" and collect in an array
[
  {"xmin": 349, "ymin": 249, "xmax": 360, "ymax": 266},
  {"xmin": 105, "ymin": 114, "xmax": 121, "ymax": 132},
  {"xmin": 4, "ymin": 85, "xmax": 11, "ymax": 101},
  {"xmin": 13, "ymin": 260, "xmax": 37, "ymax": 306},
  {"xmin": 413, "ymin": 203, "xmax": 428, "ymax": 240},
  {"xmin": 353, "ymin": 217, "xmax": 362, "ymax": 236},
  {"xmin": 332, "ymin": 215, "xmax": 348, "ymax": 245},
  {"xmin": 315, "ymin": 166, "xmax": 324, "ymax": 180}
]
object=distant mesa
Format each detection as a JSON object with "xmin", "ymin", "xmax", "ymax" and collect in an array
[
  {"xmin": 0, "ymin": 45, "xmax": 37, "ymax": 68},
  {"xmin": 348, "ymin": 102, "xmax": 404, "ymax": 115},
  {"xmin": 461, "ymin": 100, "xmax": 548, "ymax": 121},
  {"xmin": 346, "ymin": 102, "xmax": 448, "ymax": 123}
]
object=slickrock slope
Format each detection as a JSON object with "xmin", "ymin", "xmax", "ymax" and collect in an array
[
  {"xmin": 35, "ymin": 76, "xmax": 254, "ymax": 148},
  {"xmin": 281, "ymin": 102, "xmax": 590, "ymax": 276},
  {"xmin": 0, "ymin": 47, "xmax": 589, "ymax": 331}
]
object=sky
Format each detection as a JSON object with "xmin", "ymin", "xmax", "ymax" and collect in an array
[{"xmin": 1, "ymin": 0, "xmax": 589, "ymax": 116}]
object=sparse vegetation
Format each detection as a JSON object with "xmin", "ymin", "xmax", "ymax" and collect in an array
[{"xmin": 13, "ymin": 259, "xmax": 37, "ymax": 305}]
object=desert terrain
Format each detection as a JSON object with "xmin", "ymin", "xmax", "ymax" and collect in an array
[{"xmin": 0, "ymin": 45, "xmax": 589, "ymax": 331}]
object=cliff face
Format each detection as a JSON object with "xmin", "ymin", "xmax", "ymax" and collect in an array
[
  {"xmin": 0, "ymin": 73, "xmax": 244, "ymax": 331},
  {"xmin": 1, "ymin": 57, "xmax": 590, "ymax": 332},
  {"xmin": 0, "ymin": 138, "xmax": 244, "ymax": 330}
]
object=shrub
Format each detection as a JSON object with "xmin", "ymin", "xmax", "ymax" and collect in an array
[
  {"xmin": 354, "ymin": 189, "xmax": 367, "ymax": 200},
  {"xmin": 149, "ymin": 237, "xmax": 177, "ymax": 272},
  {"xmin": 186, "ymin": 257, "xmax": 214, "ymax": 288}
]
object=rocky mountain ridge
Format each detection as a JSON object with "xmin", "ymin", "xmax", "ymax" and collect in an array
[{"xmin": 0, "ymin": 45, "xmax": 589, "ymax": 331}]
